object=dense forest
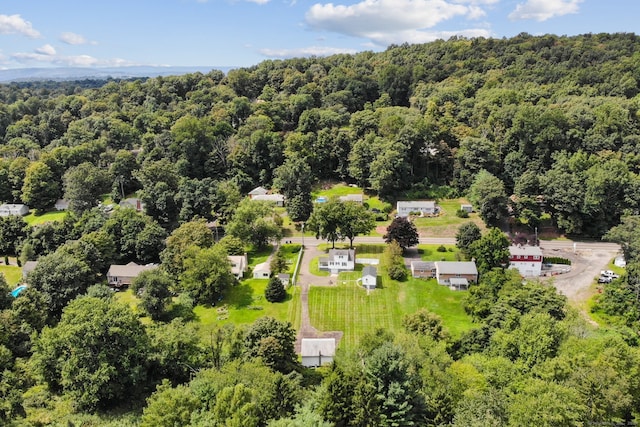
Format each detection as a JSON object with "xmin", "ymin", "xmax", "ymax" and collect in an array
[{"xmin": 1, "ymin": 32, "xmax": 640, "ymax": 425}]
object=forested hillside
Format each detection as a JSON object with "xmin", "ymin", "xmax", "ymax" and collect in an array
[{"xmin": 2, "ymin": 33, "xmax": 640, "ymax": 425}]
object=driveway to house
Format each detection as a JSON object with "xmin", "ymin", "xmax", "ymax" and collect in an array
[{"xmin": 293, "ymin": 245, "xmax": 343, "ymax": 354}]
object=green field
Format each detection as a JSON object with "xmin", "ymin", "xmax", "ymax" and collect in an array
[
  {"xmin": 412, "ymin": 198, "xmax": 486, "ymax": 237},
  {"xmin": 194, "ymin": 278, "xmax": 301, "ymax": 334},
  {"xmin": 308, "ymin": 273, "xmax": 474, "ymax": 349},
  {"xmin": 0, "ymin": 265, "xmax": 22, "ymax": 286},
  {"xmin": 23, "ymin": 210, "xmax": 68, "ymax": 226}
]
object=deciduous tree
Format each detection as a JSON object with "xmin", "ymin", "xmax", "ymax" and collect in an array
[{"xmin": 384, "ymin": 216, "xmax": 419, "ymax": 251}]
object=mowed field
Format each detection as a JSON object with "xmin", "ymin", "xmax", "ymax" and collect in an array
[{"xmin": 308, "ymin": 269, "xmax": 475, "ymax": 349}]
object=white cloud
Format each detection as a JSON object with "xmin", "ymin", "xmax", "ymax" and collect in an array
[
  {"xmin": 59, "ymin": 32, "xmax": 95, "ymax": 45},
  {"xmin": 246, "ymin": 0, "xmax": 270, "ymax": 3},
  {"xmin": 259, "ymin": 45, "xmax": 358, "ymax": 58},
  {"xmin": 35, "ymin": 44, "xmax": 56, "ymax": 56},
  {"xmin": 0, "ymin": 14, "xmax": 41, "ymax": 38},
  {"xmin": 305, "ymin": 0, "xmax": 487, "ymax": 46},
  {"xmin": 509, "ymin": 0, "xmax": 582, "ymax": 22},
  {"xmin": 11, "ymin": 50, "xmax": 136, "ymax": 67}
]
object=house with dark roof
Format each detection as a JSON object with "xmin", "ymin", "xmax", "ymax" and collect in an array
[
  {"xmin": 411, "ymin": 261, "xmax": 436, "ymax": 279},
  {"xmin": 319, "ymin": 248, "xmax": 355, "ymax": 274}
]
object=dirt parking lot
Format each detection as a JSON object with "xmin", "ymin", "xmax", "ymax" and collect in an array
[{"xmin": 541, "ymin": 246, "xmax": 620, "ymax": 304}]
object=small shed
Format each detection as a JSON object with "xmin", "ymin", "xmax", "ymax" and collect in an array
[
  {"xmin": 361, "ymin": 265, "xmax": 377, "ymax": 290},
  {"xmin": 277, "ymin": 273, "xmax": 290, "ymax": 286},
  {"xmin": 301, "ymin": 338, "xmax": 336, "ymax": 367},
  {"xmin": 253, "ymin": 261, "xmax": 271, "ymax": 279},
  {"xmin": 460, "ymin": 204, "xmax": 473, "ymax": 213}
]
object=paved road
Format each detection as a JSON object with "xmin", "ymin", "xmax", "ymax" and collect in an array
[{"xmin": 286, "ymin": 235, "xmax": 621, "ymax": 253}]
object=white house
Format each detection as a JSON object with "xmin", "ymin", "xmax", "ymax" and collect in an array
[
  {"xmin": 228, "ymin": 254, "xmax": 248, "ymax": 279},
  {"xmin": 0, "ymin": 204, "xmax": 29, "ymax": 217},
  {"xmin": 508, "ymin": 245, "xmax": 543, "ymax": 277},
  {"xmin": 319, "ymin": 249, "xmax": 356, "ymax": 274},
  {"xmin": 248, "ymin": 186, "xmax": 269, "ymax": 198},
  {"xmin": 361, "ymin": 265, "xmax": 377, "ymax": 290},
  {"xmin": 301, "ymin": 338, "xmax": 336, "ymax": 367},
  {"xmin": 253, "ymin": 261, "xmax": 271, "ymax": 279},
  {"xmin": 251, "ymin": 193, "xmax": 285, "ymax": 207},
  {"xmin": 396, "ymin": 201, "xmax": 436, "ymax": 217}
]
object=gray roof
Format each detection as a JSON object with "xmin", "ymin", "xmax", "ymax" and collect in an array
[
  {"xmin": 277, "ymin": 273, "xmax": 290, "ymax": 280},
  {"xmin": 22, "ymin": 261, "xmax": 39, "ymax": 277},
  {"xmin": 248, "ymin": 186, "xmax": 269, "ymax": 196},
  {"xmin": 450, "ymin": 278, "xmax": 469, "ymax": 285},
  {"xmin": 362, "ymin": 265, "xmax": 377, "ymax": 277},
  {"xmin": 301, "ymin": 338, "xmax": 336, "ymax": 357},
  {"xmin": 435, "ymin": 261, "xmax": 478, "ymax": 275},
  {"xmin": 397, "ymin": 200, "xmax": 436, "ymax": 209},
  {"xmin": 339, "ymin": 194, "xmax": 364, "ymax": 203},
  {"xmin": 107, "ymin": 262, "xmax": 157, "ymax": 277},
  {"xmin": 328, "ymin": 248, "xmax": 355, "ymax": 261},
  {"xmin": 509, "ymin": 245, "xmax": 543, "ymax": 257},
  {"xmin": 411, "ymin": 261, "xmax": 435, "ymax": 270}
]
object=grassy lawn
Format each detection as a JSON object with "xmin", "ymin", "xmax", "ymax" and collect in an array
[
  {"xmin": 23, "ymin": 210, "xmax": 68, "ymax": 226},
  {"xmin": 312, "ymin": 183, "xmax": 363, "ymax": 199},
  {"xmin": 309, "ymin": 274, "xmax": 475, "ymax": 349},
  {"xmin": 194, "ymin": 279, "xmax": 301, "ymax": 334},
  {"xmin": 0, "ymin": 265, "xmax": 22, "ymax": 286},
  {"xmin": 418, "ymin": 244, "xmax": 462, "ymax": 261},
  {"xmin": 412, "ymin": 198, "xmax": 486, "ymax": 237}
]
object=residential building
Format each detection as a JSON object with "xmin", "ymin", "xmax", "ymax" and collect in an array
[
  {"xmin": 339, "ymin": 194, "xmax": 364, "ymax": 204},
  {"xmin": 434, "ymin": 261, "xmax": 478, "ymax": 288},
  {"xmin": 460, "ymin": 204, "xmax": 473, "ymax": 213},
  {"xmin": 0, "ymin": 204, "xmax": 29, "ymax": 217},
  {"xmin": 54, "ymin": 199, "xmax": 70, "ymax": 211},
  {"xmin": 119, "ymin": 198, "xmax": 144, "ymax": 212},
  {"xmin": 410, "ymin": 261, "xmax": 436, "ymax": 279},
  {"xmin": 248, "ymin": 186, "xmax": 269, "ymax": 198},
  {"xmin": 22, "ymin": 261, "xmax": 39, "ymax": 280},
  {"xmin": 107, "ymin": 262, "xmax": 158, "ymax": 287},
  {"xmin": 396, "ymin": 201, "xmax": 436, "ymax": 217},
  {"xmin": 508, "ymin": 245, "xmax": 543, "ymax": 277},
  {"xmin": 319, "ymin": 249, "xmax": 356, "ymax": 274},
  {"xmin": 228, "ymin": 254, "xmax": 248, "ymax": 279},
  {"xmin": 301, "ymin": 338, "xmax": 336, "ymax": 367},
  {"xmin": 251, "ymin": 193, "xmax": 285, "ymax": 207}
]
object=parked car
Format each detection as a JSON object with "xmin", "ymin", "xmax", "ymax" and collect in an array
[
  {"xmin": 598, "ymin": 276, "xmax": 612, "ymax": 284},
  {"xmin": 601, "ymin": 270, "xmax": 620, "ymax": 279}
]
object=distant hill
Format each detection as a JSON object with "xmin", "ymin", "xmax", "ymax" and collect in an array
[{"xmin": 0, "ymin": 66, "xmax": 236, "ymax": 82}]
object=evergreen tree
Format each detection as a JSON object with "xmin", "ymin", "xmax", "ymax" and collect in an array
[{"xmin": 265, "ymin": 277, "xmax": 286, "ymax": 303}]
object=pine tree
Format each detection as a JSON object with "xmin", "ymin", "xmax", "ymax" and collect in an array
[{"xmin": 265, "ymin": 277, "xmax": 286, "ymax": 302}]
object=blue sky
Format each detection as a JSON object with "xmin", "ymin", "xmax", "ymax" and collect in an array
[{"xmin": 1, "ymin": 0, "xmax": 639, "ymax": 70}]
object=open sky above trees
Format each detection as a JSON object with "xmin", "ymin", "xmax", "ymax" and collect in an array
[{"xmin": 1, "ymin": 0, "xmax": 640, "ymax": 69}]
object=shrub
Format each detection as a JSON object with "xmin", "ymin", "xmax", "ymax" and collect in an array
[
  {"xmin": 437, "ymin": 245, "xmax": 447, "ymax": 253},
  {"xmin": 542, "ymin": 257, "xmax": 571, "ymax": 265},
  {"xmin": 456, "ymin": 209, "xmax": 469, "ymax": 218}
]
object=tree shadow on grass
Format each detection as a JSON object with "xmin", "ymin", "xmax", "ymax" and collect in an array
[{"xmin": 227, "ymin": 282, "xmax": 255, "ymax": 308}]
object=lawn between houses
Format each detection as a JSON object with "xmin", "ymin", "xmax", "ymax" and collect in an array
[{"xmin": 307, "ymin": 243, "xmax": 475, "ymax": 349}]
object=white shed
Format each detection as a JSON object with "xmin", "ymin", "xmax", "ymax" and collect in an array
[
  {"xmin": 301, "ymin": 338, "xmax": 336, "ymax": 367},
  {"xmin": 361, "ymin": 265, "xmax": 377, "ymax": 290}
]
